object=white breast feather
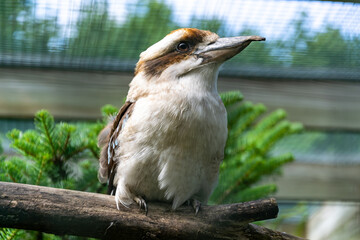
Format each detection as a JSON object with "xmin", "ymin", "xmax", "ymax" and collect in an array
[{"xmin": 114, "ymin": 65, "xmax": 227, "ymax": 210}]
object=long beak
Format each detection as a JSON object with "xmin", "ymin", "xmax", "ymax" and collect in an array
[{"xmin": 195, "ymin": 35, "xmax": 265, "ymax": 64}]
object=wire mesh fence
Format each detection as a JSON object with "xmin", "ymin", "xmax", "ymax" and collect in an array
[{"xmin": 0, "ymin": 0, "xmax": 360, "ymax": 79}]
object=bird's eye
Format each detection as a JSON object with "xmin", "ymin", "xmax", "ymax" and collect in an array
[{"xmin": 176, "ymin": 42, "xmax": 190, "ymax": 52}]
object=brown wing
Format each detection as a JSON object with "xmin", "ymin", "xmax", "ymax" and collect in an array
[{"xmin": 98, "ymin": 101, "xmax": 135, "ymax": 195}]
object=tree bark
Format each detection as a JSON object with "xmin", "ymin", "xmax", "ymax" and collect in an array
[{"xmin": 0, "ymin": 182, "xmax": 304, "ymax": 240}]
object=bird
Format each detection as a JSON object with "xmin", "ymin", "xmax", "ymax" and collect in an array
[{"xmin": 97, "ymin": 28, "xmax": 265, "ymax": 214}]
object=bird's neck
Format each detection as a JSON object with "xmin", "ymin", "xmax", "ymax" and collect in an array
[
  {"xmin": 127, "ymin": 64, "xmax": 221, "ymax": 101},
  {"xmin": 178, "ymin": 64, "xmax": 221, "ymax": 94}
]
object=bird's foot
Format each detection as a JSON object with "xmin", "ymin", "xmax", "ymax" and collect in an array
[
  {"xmin": 189, "ymin": 199, "xmax": 202, "ymax": 215},
  {"xmin": 134, "ymin": 196, "xmax": 148, "ymax": 215}
]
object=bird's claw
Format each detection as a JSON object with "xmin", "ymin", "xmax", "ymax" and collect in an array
[
  {"xmin": 190, "ymin": 199, "xmax": 202, "ymax": 215},
  {"xmin": 134, "ymin": 196, "xmax": 148, "ymax": 215}
]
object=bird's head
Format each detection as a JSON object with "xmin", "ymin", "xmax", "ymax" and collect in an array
[
  {"xmin": 128, "ymin": 28, "xmax": 264, "ymax": 99},
  {"xmin": 134, "ymin": 28, "xmax": 265, "ymax": 80}
]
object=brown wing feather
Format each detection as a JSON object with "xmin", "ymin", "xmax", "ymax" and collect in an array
[{"xmin": 98, "ymin": 101, "xmax": 135, "ymax": 195}]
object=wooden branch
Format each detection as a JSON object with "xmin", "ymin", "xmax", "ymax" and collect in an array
[{"xmin": 0, "ymin": 182, "xmax": 304, "ymax": 240}]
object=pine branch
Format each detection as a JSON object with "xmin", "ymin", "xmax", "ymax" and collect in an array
[
  {"xmin": 35, "ymin": 157, "xmax": 46, "ymax": 185},
  {"xmin": 0, "ymin": 228, "xmax": 19, "ymax": 240},
  {"xmin": 212, "ymin": 91, "xmax": 304, "ymax": 205},
  {"xmin": 35, "ymin": 110, "xmax": 57, "ymax": 160},
  {"xmin": 7, "ymin": 173, "xmax": 17, "ymax": 183},
  {"xmin": 215, "ymin": 158, "xmax": 262, "ymax": 203},
  {"xmin": 220, "ymin": 91, "xmax": 243, "ymax": 107},
  {"xmin": 65, "ymin": 145, "xmax": 89, "ymax": 160},
  {"xmin": 101, "ymin": 104, "xmax": 118, "ymax": 118},
  {"xmin": 227, "ymin": 101, "xmax": 254, "ymax": 127},
  {"xmin": 89, "ymin": 147, "xmax": 100, "ymax": 159},
  {"xmin": 230, "ymin": 103, "xmax": 266, "ymax": 139},
  {"xmin": 233, "ymin": 184, "xmax": 277, "ymax": 202},
  {"xmin": 7, "ymin": 130, "xmax": 42, "ymax": 160},
  {"xmin": 61, "ymin": 131, "xmax": 71, "ymax": 156}
]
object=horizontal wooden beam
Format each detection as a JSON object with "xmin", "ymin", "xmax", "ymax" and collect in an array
[
  {"xmin": 1, "ymin": 68, "xmax": 359, "ymax": 130},
  {"xmin": 219, "ymin": 77, "xmax": 360, "ymax": 131},
  {"xmin": 271, "ymin": 162, "xmax": 360, "ymax": 202},
  {"xmin": 0, "ymin": 182, "xmax": 304, "ymax": 239}
]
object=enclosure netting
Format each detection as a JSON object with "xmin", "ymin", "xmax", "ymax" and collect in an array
[{"xmin": 0, "ymin": 0, "xmax": 359, "ymax": 80}]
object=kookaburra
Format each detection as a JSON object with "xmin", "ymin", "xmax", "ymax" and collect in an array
[{"xmin": 98, "ymin": 28, "xmax": 265, "ymax": 214}]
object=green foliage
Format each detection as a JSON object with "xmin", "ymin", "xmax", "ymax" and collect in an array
[
  {"xmin": 0, "ymin": 228, "xmax": 19, "ymax": 240},
  {"xmin": 1, "ymin": 0, "xmax": 358, "ymax": 69},
  {"xmin": 1, "ymin": 109, "xmax": 106, "ymax": 191},
  {"xmin": 0, "ymin": 0, "xmax": 57, "ymax": 54},
  {"xmin": 209, "ymin": 91, "xmax": 303, "ymax": 204},
  {"xmin": 290, "ymin": 19, "xmax": 359, "ymax": 68},
  {"xmin": 220, "ymin": 91, "xmax": 244, "ymax": 107},
  {"xmin": 117, "ymin": 0, "xmax": 179, "ymax": 56},
  {"xmin": 228, "ymin": 27, "xmax": 279, "ymax": 66},
  {"xmin": 66, "ymin": 1, "xmax": 121, "ymax": 57},
  {"xmin": 0, "ymin": 108, "xmax": 115, "ymax": 239},
  {"xmin": 0, "ymin": 137, "xmax": 3, "ymax": 155},
  {"xmin": 0, "ymin": 155, "xmax": 38, "ymax": 184},
  {"xmin": 67, "ymin": 0, "xmax": 179, "ymax": 59},
  {"xmin": 190, "ymin": 17, "xmax": 228, "ymax": 36},
  {"xmin": 101, "ymin": 104, "xmax": 119, "ymax": 119}
]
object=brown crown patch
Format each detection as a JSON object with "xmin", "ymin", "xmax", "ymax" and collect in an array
[
  {"xmin": 168, "ymin": 28, "xmax": 213, "ymax": 44},
  {"xmin": 134, "ymin": 28, "xmax": 215, "ymax": 77}
]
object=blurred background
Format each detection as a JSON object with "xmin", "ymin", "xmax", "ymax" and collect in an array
[{"xmin": 0, "ymin": 0, "xmax": 359, "ymax": 239}]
